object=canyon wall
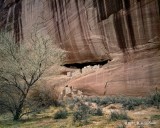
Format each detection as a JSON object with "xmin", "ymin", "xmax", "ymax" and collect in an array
[{"xmin": 0, "ymin": 0, "xmax": 160, "ymax": 95}]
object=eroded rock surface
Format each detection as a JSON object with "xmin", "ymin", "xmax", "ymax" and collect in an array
[{"xmin": 0, "ymin": 0, "xmax": 160, "ymax": 96}]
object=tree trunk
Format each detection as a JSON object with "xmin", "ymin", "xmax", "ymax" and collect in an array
[
  {"xmin": 13, "ymin": 110, "xmax": 21, "ymax": 121},
  {"xmin": 13, "ymin": 97, "xmax": 25, "ymax": 121}
]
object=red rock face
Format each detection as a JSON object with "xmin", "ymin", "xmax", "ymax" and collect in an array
[
  {"xmin": 0, "ymin": 0, "xmax": 159, "ymax": 63},
  {"xmin": 0, "ymin": 0, "xmax": 160, "ymax": 96},
  {"xmin": 68, "ymin": 49, "xmax": 160, "ymax": 96}
]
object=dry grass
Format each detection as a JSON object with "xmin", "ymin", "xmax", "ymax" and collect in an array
[{"xmin": 0, "ymin": 105, "xmax": 160, "ymax": 128}]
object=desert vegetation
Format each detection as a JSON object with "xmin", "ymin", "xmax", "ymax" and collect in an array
[
  {"xmin": 0, "ymin": 30, "xmax": 159, "ymax": 128},
  {"xmin": 0, "ymin": 89, "xmax": 159, "ymax": 128},
  {"xmin": 0, "ymin": 31, "xmax": 64, "ymax": 121},
  {"xmin": 85, "ymin": 90, "xmax": 160, "ymax": 110}
]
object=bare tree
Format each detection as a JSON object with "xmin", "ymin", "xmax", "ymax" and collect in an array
[{"xmin": 0, "ymin": 31, "xmax": 65, "ymax": 121}]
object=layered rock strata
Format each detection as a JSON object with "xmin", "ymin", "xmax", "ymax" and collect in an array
[{"xmin": 0, "ymin": 0, "xmax": 160, "ymax": 95}]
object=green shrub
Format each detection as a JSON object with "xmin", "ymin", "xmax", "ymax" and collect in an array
[
  {"xmin": 54, "ymin": 109, "xmax": 68, "ymax": 119},
  {"xmin": 73, "ymin": 103, "xmax": 90, "ymax": 125},
  {"xmin": 90, "ymin": 108, "xmax": 103, "ymax": 116},
  {"xmin": 65, "ymin": 97, "xmax": 81, "ymax": 110},
  {"xmin": 83, "ymin": 90, "xmax": 160, "ymax": 111},
  {"xmin": 29, "ymin": 85, "xmax": 61, "ymax": 108},
  {"xmin": 117, "ymin": 123, "xmax": 126, "ymax": 128},
  {"xmin": 109, "ymin": 111, "xmax": 130, "ymax": 121},
  {"xmin": 85, "ymin": 96, "xmax": 148, "ymax": 110},
  {"xmin": 85, "ymin": 97, "xmax": 101, "ymax": 105},
  {"xmin": 122, "ymin": 98, "xmax": 138, "ymax": 110},
  {"xmin": 150, "ymin": 115, "xmax": 160, "ymax": 120},
  {"xmin": 147, "ymin": 91, "xmax": 160, "ymax": 109},
  {"xmin": 116, "ymin": 97, "xmax": 145, "ymax": 110}
]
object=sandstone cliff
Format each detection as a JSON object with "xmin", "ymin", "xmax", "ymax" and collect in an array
[{"xmin": 0, "ymin": 0, "xmax": 160, "ymax": 95}]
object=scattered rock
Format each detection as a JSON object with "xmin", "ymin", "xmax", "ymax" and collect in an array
[
  {"xmin": 84, "ymin": 102, "xmax": 98, "ymax": 109},
  {"xmin": 102, "ymin": 104, "xmax": 123, "ymax": 115},
  {"xmin": 107, "ymin": 104, "xmax": 123, "ymax": 109}
]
